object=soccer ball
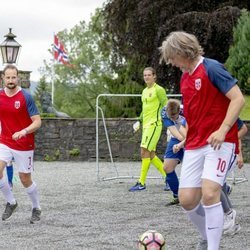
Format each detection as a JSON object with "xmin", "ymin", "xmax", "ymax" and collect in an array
[{"xmin": 138, "ymin": 230, "xmax": 165, "ymax": 250}]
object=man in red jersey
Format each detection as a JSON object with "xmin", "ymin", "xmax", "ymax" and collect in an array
[
  {"xmin": 160, "ymin": 31, "xmax": 245, "ymax": 250},
  {"xmin": 0, "ymin": 64, "xmax": 42, "ymax": 224}
]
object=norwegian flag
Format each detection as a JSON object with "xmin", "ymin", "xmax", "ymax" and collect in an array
[{"xmin": 53, "ymin": 34, "xmax": 70, "ymax": 65}]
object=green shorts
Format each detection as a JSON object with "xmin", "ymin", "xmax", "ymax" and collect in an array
[{"xmin": 140, "ymin": 125, "xmax": 162, "ymax": 151}]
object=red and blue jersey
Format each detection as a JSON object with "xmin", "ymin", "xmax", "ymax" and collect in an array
[
  {"xmin": 236, "ymin": 118, "xmax": 244, "ymax": 131},
  {"xmin": 180, "ymin": 57, "xmax": 238, "ymax": 151},
  {"xmin": 0, "ymin": 88, "xmax": 39, "ymax": 150}
]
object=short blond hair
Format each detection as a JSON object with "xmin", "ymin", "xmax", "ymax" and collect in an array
[
  {"xmin": 159, "ymin": 31, "xmax": 204, "ymax": 64},
  {"xmin": 166, "ymin": 99, "xmax": 181, "ymax": 115}
]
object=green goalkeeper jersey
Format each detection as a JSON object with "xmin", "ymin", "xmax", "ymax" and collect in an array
[{"xmin": 140, "ymin": 83, "xmax": 167, "ymax": 128}]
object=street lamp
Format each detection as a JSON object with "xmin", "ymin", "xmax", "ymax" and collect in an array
[
  {"xmin": 0, "ymin": 28, "xmax": 21, "ymax": 64},
  {"xmin": 0, "ymin": 29, "xmax": 30, "ymax": 89}
]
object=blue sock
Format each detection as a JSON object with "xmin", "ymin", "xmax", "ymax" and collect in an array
[
  {"xmin": 6, "ymin": 165, "xmax": 14, "ymax": 185},
  {"xmin": 166, "ymin": 170, "xmax": 179, "ymax": 198}
]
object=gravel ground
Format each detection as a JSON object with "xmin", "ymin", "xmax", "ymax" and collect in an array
[{"xmin": 0, "ymin": 161, "xmax": 249, "ymax": 250}]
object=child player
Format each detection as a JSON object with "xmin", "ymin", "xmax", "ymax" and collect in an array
[{"xmin": 161, "ymin": 99, "xmax": 186, "ymax": 205}]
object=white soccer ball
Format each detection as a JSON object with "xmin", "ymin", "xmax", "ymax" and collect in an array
[{"xmin": 138, "ymin": 230, "xmax": 166, "ymax": 250}]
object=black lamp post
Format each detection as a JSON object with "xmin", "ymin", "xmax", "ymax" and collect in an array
[
  {"xmin": 0, "ymin": 29, "xmax": 30, "ymax": 89},
  {"xmin": 0, "ymin": 28, "xmax": 21, "ymax": 64}
]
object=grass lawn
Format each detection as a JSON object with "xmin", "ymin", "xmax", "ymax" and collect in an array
[{"xmin": 240, "ymin": 95, "xmax": 250, "ymax": 120}]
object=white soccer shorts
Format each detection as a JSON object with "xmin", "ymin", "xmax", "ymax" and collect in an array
[
  {"xmin": 0, "ymin": 144, "xmax": 34, "ymax": 173},
  {"xmin": 179, "ymin": 142, "xmax": 236, "ymax": 188}
]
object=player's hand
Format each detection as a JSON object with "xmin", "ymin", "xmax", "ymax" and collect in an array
[
  {"xmin": 237, "ymin": 154, "xmax": 244, "ymax": 169},
  {"xmin": 12, "ymin": 129, "xmax": 27, "ymax": 140},
  {"xmin": 207, "ymin": 129, "xmax": 226, "ymax": 150},
  {"xmin": 173, "ymin": 144, "xmax": 180, "ymax": 153},
  {"xmin": 133, "ymin": 121, "xmax": 140, "ymax": 133}
]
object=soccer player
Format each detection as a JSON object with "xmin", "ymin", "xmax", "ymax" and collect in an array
[
  {"xmin": 222, "ymin": 118, "xmax": 248, "ymax": 235},
  {"xmin": 161, "ymin": 99, "xmax": 186, "ymax": 205},
  {"xmin": 160, "ymin": 31, "xmax": 245, "ymax": 250},
  {"xmin": 129, "ymin": 67, "xmax": 168, "ymax": 192},
  {"xmin": 0, "ymin": 64, "xmax": 42, "ymax": 223}
]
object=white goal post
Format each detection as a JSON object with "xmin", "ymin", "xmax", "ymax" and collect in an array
[
  {"xmin": 95, "ymin": 93, "xmax": 248, "ymax": 185},
  {"xmin": 96, "ymin": 93, "xmax": 180, "ymax": 181}
]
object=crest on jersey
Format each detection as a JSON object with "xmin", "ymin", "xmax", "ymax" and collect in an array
[
  {"xmin": 195, "ymin": 78, "xmax": 201, "ymax": 90},
  {"xmin": 14, "ymin": 101, "xmax": 20, "ymax": 109}
]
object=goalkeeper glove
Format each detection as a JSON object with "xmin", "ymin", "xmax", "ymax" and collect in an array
[{"xmin": 133, "ymin": 121, "xmax": 140, "ymax": 133}]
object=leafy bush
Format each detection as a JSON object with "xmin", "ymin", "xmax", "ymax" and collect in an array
[{"xmin": 225, "ymin": 9, "xmax": 250, "ymax": 94}]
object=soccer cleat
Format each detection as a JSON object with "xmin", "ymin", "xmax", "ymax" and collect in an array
[
  {"xmin": 223, "ymin": 209, "xmax": 236, "ymax": 231},
  {"xmin": 2, "ymin": 202, "xmax": 18, "ymax": 221},
  {"xmin": 129, "ymin": 182, "xmax": 146, "ymax": 192},
  {"xmin": 224, "ymin": 224, "xmax": 241, "ymax": 236},
  {"xmin": 226, "ymin": 184, "xmax": 233, "ymax": 195},
  {"xmin": 196, "ymin": 239, "xmax": 207, "ymax": 250},
  {"xmin": 164, "ymin": 180, "xmax": 171, "ymax": 191},
  {"xmin": 165, "ymin": 197, "xmax": 179, "ymax": 206},
  {"xmin": 30, "ymin": 208, "xmax": 42, "ymax": 224}
]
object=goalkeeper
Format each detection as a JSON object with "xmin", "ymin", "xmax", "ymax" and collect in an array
[{"xmin": 129, "ymin": 67, "xmax": 168, "ymax": 192}]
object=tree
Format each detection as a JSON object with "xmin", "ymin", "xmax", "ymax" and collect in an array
[
  {"xmin": 102, "ymin": 0, "xmax": 248, "ymax": 93},
  {"xmin": 40, "ymin": 9, "xmax": 143, "ymax": 118},
  {"xmin": 40, "ymin": 1, "xmax": 249, "ymax": 118},
  {"xmin": 225, "ymin": 9, "xmax": 250, "ymax": 94},
  {"xmin": 40, "ymin": 12, "xmax": 110, "ymax": 118}
]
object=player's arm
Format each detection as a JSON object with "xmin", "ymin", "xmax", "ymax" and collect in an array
[
  {"xmin": 138, "ymin": 111, "xmax": 143, "ymax": 124},
  {"xmin": 179, "ymin": 123, "xmax": 187, "ymax": 138},
  {"xmin": 238, "ymin": 122, "xmax": 248, "ymax": 139},
  {"xmin": 25, "ymin": 115, "xmax": 42, "ymax": 134},
  {"xmin": 168, "ymin": 125, "xmax": 185, "ymax": 141},
  {"xmin": 161, "ymin": 106, "xmax": 184, "ymax": 141},
  {"xmin": 220, "ymin": 85, "xmax": 245, "ymax": 132},
  {"xmin": 12, "ymin": 115, "xmax": 41, "ymax": 140},
  {"xmin": 207, "ymin": 85, "xmax": 245, "ymax": 150},
  {"xmin": 172, "ymin": 123, "xmax": 187, "ymax": 153},
  {"xmin": 157, "ymin": 87, "xmax": 168, "ymax": 107},
  {"xmin": 178, "ymin": 139, "xmax": 186, "ymax": 148},
  {"xmin": 237, "ymin": 122, "xmax": 248, "ymax": 168},
  {"xmin": 237, "ymin": 139, "xmax": 244, "ymax": 169}
]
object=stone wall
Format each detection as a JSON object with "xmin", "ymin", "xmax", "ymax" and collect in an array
[{"xmin": 35, "ymin": 118, "xmax": 250, "ymax": 162}]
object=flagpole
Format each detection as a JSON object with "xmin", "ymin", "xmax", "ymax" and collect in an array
[
  {"xmin": 51, "ymin": 67, "xmax": 55, "ymax": 105},
  {"xmin": 52, "ymin": 32, "xmax": 72, "ymax": 105},
  {"xmin": 52, "ymin": 33, "xmax": 55, "ymax": 105}
]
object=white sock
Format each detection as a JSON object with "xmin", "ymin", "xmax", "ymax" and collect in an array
[
  {"xmin": 203, "ymin": 202, "xmax": 223, "ymax": 250},
  {"xmin": 26, "ymin": 182, "xmax": 40, "ymax": 209},
  {"xmin": 185, "ymin": 203, "xmax": 207, "ymax": 240},
  {"xmin": 0, "ymin": 177, "xmax": 16, "ymax": 204}
]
